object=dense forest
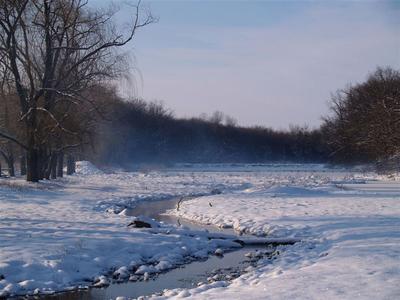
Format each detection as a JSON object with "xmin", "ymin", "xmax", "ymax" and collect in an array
[
  {"xmin": 93, "ymin": 89, "xmax": 327, "ymax": 166},
  {"xmin": 74, "ymin": 66, "xmax": 400, "ymax": 169},
  {"xmin": 0, "ymin": 1, "xmax": 399, "ymax": 181},
  {"xmin": 78, "ymin": 66, "xmax": 400, "ymax": 170}
]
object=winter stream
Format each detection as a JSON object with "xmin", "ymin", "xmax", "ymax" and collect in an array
[{"xmin": 37, "ymin": 197, "xmax": 278, "ymax": 300}]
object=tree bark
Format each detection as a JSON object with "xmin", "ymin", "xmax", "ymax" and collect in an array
[
  {"xmin": 7, "ymin": 153, "xmax": 15, "ymax": 177},
  {"xmin": 26, "ymin": 147, "xmax": 39, "ymax": 182},
  {"xmin": 67, "ymin": 154, "xmax": 75, "ymax": 175},
  {"xmin": 44, "ymin": 152, "xmax": 51, "ymax": 180},
  {"xmin": 37, "ymin": 149, "xmax": 45, "ymax": 180},
  {"xmin": 57, "ymin": 151, "xmax": 64, "ymax": 177},
  {"xmin": 45, "ymin": 152, "xmax": 56, "ymax": 180},
  {"xmin": 20, "ymin": 155, "xmax": 27, "ymax": 176},
  {"xmin": 26, "ymin": 110, "xmax": 39, "ymax": 182},
  {"xmin": 50, "ymin": 153, "xmax": 57, "ymax": 179}
]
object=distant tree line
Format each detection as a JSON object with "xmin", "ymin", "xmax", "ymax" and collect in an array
[
  {"xmin": 91, "ymin": 89, "xmax": 327, "ymax": 166},
  {"xmin": 94, "ymin": 66, "xmax": 400, "ymax": 168}
]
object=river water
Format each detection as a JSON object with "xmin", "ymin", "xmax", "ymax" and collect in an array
[{"xmin": 39, "ymin": 197, "xmax": 274, "ymax": 300}]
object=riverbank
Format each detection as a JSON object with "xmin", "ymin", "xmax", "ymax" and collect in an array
[
  {"xmin": 0, "ymin": 162, "xmax": 250, "ymax": 297},
  {"xmin": 1, "ymin": 163, "xmax": 399, "ymax": 299},
  {"xmin": 158, "ymin": 178, "xmax": 400, "ymax": 299}
]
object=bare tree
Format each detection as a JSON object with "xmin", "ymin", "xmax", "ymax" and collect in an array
[
  {"xmin": 0, "ymin": 59, "xmax": 21, "ymax": 176},
  {"xmin": 323, "ymin": 67, "xmax": 400, "ymax": 163},
  {"xmin": 224, "ymin": 115, "xmax": 237, "ymax": 127},
  {"xmin": 209, "ymin": 111, "xmax": 224, "ymax": 125},
  {"xmin": 0, "ymin": 0, "xmax": 155, "ymax": 181}
]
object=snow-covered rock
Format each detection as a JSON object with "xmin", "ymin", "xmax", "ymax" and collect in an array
[
  {"xmin": 214, "ymin": 248, "xmax": 224, "ymax": 257},
  {"xmin": 93, "ymin": 276, "xmax": 109, "ymax": 288}
]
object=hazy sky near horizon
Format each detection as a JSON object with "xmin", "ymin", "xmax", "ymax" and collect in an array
[{"xmin": 92, "ymin": 0, "xmax": 400, "ymax": 129}]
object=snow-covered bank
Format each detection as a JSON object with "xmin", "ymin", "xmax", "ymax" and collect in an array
[
  {"xmin": 1, "ymin": 163, "xmax": 398, "ymax": 299},
  {"xmin": 160, "ymin": 179, "xmax": 400, "ymax": 299},
  {"xmin": 0, "ymin": 164, "xmax": 260, "ymax": 297}
]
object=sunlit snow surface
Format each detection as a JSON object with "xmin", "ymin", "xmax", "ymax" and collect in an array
[{"xmin": 0, "ymin": 163, "xmax": 399, "ymax": 299}]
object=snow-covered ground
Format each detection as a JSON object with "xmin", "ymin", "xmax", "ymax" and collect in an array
[
  {"xmin": 159, "ymin": 171, "xmax": 400, "ymax": 299},
  {"xmin": 0, "ymin": 162, "xmax": 249, "ymax": 297},
  {"xmin": 0, "ymin": 162, "xmax": 399, "ymax": 299}
]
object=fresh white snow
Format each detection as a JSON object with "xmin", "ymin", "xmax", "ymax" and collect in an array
[
  {"xmin": 0, "ymin": 163, "xmax": 252, "ymax": 297},
  {"xmin": 157, "ymin": 172, "xmax": 400, "ymax": 299},
  {"xmin": 1, "ymin": 162, "xmax": 399, "ymax": 299}
]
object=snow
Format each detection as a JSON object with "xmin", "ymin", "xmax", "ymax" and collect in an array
[
  {"xmin": 214, "ymin": 248, "xmax": 224, "ymax": 256},
  {"xmin": 0, "ymin": 164, "xmax": 255, "ymax": 297},
  {"xmin": 75, "ymin": 160, "xmax": 104, "ymax": 175},
  {"xmin": 1, "ymin": 162, "xmax": 399, "ymax": 299},
  {"xmin": 156, "ymin": 173, "xmax": 400, "ymax": 299}
]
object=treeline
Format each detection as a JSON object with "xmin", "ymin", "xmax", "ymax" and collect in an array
[
  {"xmin": 322, "ymin": 67, "xmax": 400, "ymax": 167},
  {"xmin": 0, "ymin": 2, "xmax": 398, "ymax": 181},
  {"xmin": 92, "ymin": 90, "xmax": 327, "ymax": 165},
  {"xmin": 95, "ymin": 66, "xmax": 400, "ymax": 168}
]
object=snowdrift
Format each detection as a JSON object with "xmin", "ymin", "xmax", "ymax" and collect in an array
[{"xmin": 75, "ymin": 161, "xmax": 104, "ymax": 175}]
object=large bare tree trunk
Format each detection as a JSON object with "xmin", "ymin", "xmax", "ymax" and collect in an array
[
  {"xmin": 7, "ymin": 153, "xmax": 14, "ymax": 177},
  {"xmin": 20, "ymin": 155, "xmax": 26, "ymax": 176},
  {"xmin": 25, "ymin": 107, "xmax": 40, "ymax": 181},
  {"xmin": 66, "ymin": 155, "xmax": 75, "ymax": 175},
  {"xmin": 57, "ymin": 151, "xmax": 64, "ymax": 177},
  {"xmin": 44, "ymin": 152, "xmax": 51, "ymax": 180},
  {"xmin": 26, "ymin": 147, "xmax": 39, "ymax": 182},
  {"xmin": 38, "ymin": 149, "xmax": 47, "ymax": 180},
  {"xmin": 45, "ymin": 152, "xmax": 57, "ymax": 180},
  {"xmin": 50, "ymin": 152, "xmax": 57, "ymax": 179}
]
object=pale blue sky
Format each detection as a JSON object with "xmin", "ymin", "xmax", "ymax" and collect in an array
[{"xmin": 91, "ymin": 0, "xmax": 400, "ymax": 128}]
